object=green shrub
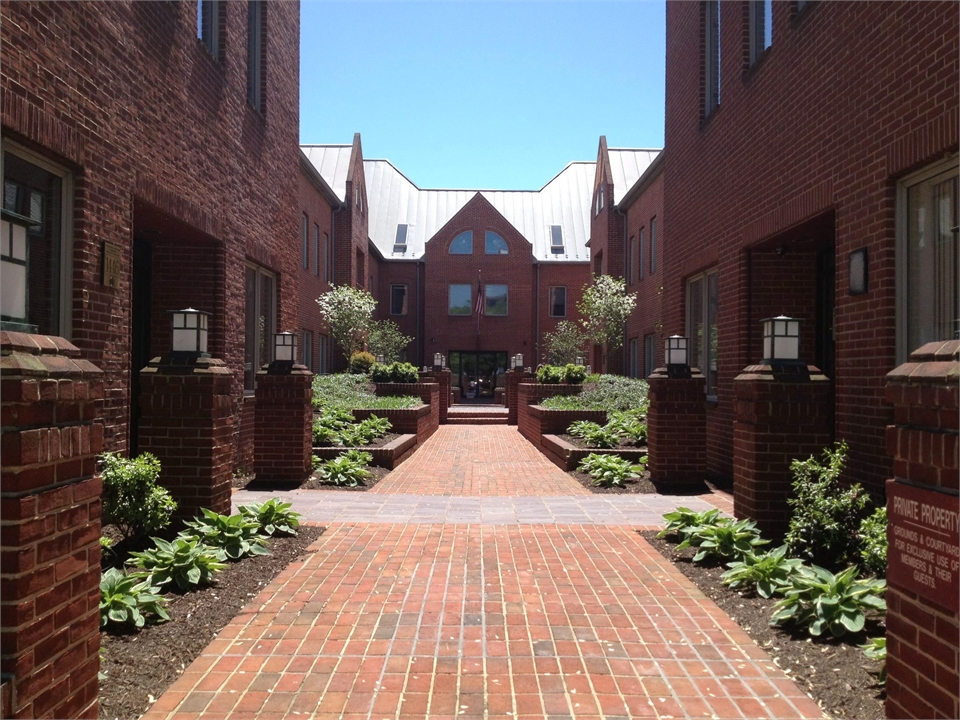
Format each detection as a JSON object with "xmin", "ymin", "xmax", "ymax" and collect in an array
[
  {"xmin": 313, "ymin": 410, "xmax": 355, "ymax": 446},
  {"xmin": 318, "ymin": 451, "xmax": 371, "ymax": 487},
  {"xmin": 721, "ymin": 545, "xmax": 805, "ymax": 598},
  {"xmin": 370, "ymin": 363, "xmax": 392, "ymax": 383},
  {"xmin": 128, "ymin": 536, "xmax": 226, "ymax": 591},
  {"xmin": 238, "ymin": 498, "xmax": 301, "ymax": 537},
  {"xmin": 658, "ymin": 507, "xmax": 722, "ymax": 539},
  {"xmin": 606, "ymin": 410, "xmax": 647, "ymax": 443},
  {"xmin": 676, "ymin": 518, "xmax": 769, "ymax": 563},
  {"xmin": 100, "ymin": 452, "xmax": 176, "ymax": 542},
  {"xmin": 567, "ymin": 420, "xmax": 620, "ymax": 449},
  {"xmin": 100, "ymin": 568, "xmax": 170, "ymax": 629},
  {"xmin": 859, "ymin": 507, "xmax": 887, "ymax": 578},
  {"xmin": 770, "ymin": 564, "xmax": 886, "ymax": 638},
  {"xmin": 784, "ymin": 442, "xmax": 870, "ymax": 571},
  {"xmin": 389, "ymin": 362, "xmax": 420, "ymax": 383},
  {"xmin": 860, "ymin": 637, "xmax": 887, "ymax": 685},
  {"xmin": 562, "ymin": 364, "xmax": 587, "ymax": 384},
  {"xmin": 338, "ymin": 415, "xmax": 392, "ymax": 446},
  {"xmin": 578, "ymin": 453, "xmax": 644, "ymax": 487},
  {"xmin": 540, "ymin": 375, "xmax": 648, "ymax": 412},
  {"xmin": 536, "ymin": 364, "xmax": 565, "ymax": 384},
  {"xmin": 349, "ymin": 351, "xmax": 376, "ymax": 374},
  {"xmin": 181, "ymin": 509, "xmax": 270, "ymax": 561}
]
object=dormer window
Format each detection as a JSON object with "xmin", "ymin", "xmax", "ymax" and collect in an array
[
  {"xmin": 550, "ymin": 225, "xmax": 564, "ymax": 253},
  {"xmin": 449, "ymin": 230, "xmax": 473, "ymax": 254},
  {"xmin": 394, "ymin": 224, "xmax": 408, "ymax": 253},
  {"xmin": 484, "ymin": 231, "xmax": 509, "ymax": 255}
]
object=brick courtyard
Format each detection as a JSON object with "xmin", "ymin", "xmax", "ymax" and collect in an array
[{"xmin": 143, "ymin": 427, "xmax": 818, "ymax": 720}]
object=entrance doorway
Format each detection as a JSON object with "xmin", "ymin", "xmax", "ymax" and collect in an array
[{"xmin": 450, "ymin": 351, "xmax": 508, "ymax": 403}]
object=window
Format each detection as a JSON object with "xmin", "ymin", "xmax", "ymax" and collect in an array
[
  {"xmin": 686, "ymin": 268, "xmax": 719, "ymax": 398},
  {"xmin": 313, "ymin": 224, "xmax": 320, "ymax": 276},
  {"xmin": 644, "ymin": 334, "xmax": 655, "ymax": 378},
  {"xmin": 319, "ymin": 334, "xmax": 328, "ymax": 374},
  {"xmin": 390, "ymin": 284, "xmax": 408, "ymax": 315},
  {"xmin": 639, "ymin": 228, "xmax": 646, "ymax": 280},
  {"xmin": 449, "ymin": 230, "xmax": 473, "ymax": 254},
  {"xmin": 302, "ymin": 213, "xmax": 309, "ymax": 269},
  {"xmin": 485, "ymin": 231, "xmax": 509, "ymax": 255},
  {"xmin": 628, "ymin": 236, "xmax": 636, "ymax": 284},
  {"xmin": 703, "ymin": 0, "xmax": 720, "ymax": 117},
  {"xmin": 197, "ymin": 1, "xmax": 220, "ymax": 58},
  {"xmin": 548, "ymin": 286, "xmax": 567, "ymax": 317},
  {"xmin": 485, "ymin": 284, "xmax": 508, "ymax": 316},
  {"xmin": 355, "ymin": 185, "xmax": 363, "ymax": 212},
  {"xmin": 595, "ymin": 186, "xmax": 604, "ymax": 216},
  {"xmin": 897, "ymin": 157, "xmax": 958, "ymax": 362},
  {"xmin": 302, "ymin": 329, "xmax": 314, "ymax": 371},
  {"xmin": 2, "ymin": 144, "xmax": 71, "ymax": 337},
  {"xmin": 448, "ymin": 284, "xmax": 472, "ymax": 315},
  {"xmin": 246, "ymin": 1, "xmax": 265, "ymax": 112},
  {"xmin": 550, "ymin": 225, "xmax": 564, "ymax": 253},
  {"xmin": 629, "ymin": 338, "xmax": 640, "ymax": 378},
  {"xmin": 355, "ymin": 250, "xmax": 365, "ymax": 288},
  {"xmin": 244, "ymin": 264, "xmax": 275, "ymax": 390},
  {"xmin": 649, "ymin": 217, "xmax": 657, "ymax": 274},
  {"xmin": 394, "ymin": 224, "xmax": 407, "ymax": 253},
  {"xmin": 324, "ymin": 232, "xmax": 332, "ymax": 282},
  {"xmin": 749, "ymin": 0, "xmax": 772, "ymax": 66}
]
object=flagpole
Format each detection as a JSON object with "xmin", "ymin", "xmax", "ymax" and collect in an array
[{"xmin": 476, "ymin": 269, "xmax": 482, "ymax": 336}]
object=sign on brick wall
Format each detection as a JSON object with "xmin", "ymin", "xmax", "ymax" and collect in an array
[{"xmin": 887, "ymin": 480, "xmax": 960, "ymax": 612}]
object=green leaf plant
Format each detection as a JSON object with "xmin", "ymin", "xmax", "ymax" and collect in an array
[
  {"xmin": 577, "ymin": 453, "xmax": 644, "ymax": 487},
  {"xmin": 238, "ymin": 498, "xmax": 302, "ymax": 536},
  {"xmin": 721, "ymin": 545, "xmax": 805, "ymax": 598},
  {"xmin": 128, "ymin": 536, "xmax": 227, "ymax": 590},
  {"xmin": 99, "ymin": 567, "xmax": 170, "ymax": 629},
  {"xmin": 676, "ymin": 518, "xmax": 769, "ymax": 563},
  {"xmin": 181, "ymin": 509, "xmax": 270, "ymax": 561}
]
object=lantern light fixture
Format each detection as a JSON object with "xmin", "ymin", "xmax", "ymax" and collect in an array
[
  {"xmin": 515, "ymin": 353, "xmax": 523, "ymax": 369},
  {"xmin": 273, "ymin": 331, "xmax": 297, "ymax": 364},
  {"xmin": 666, "ymin": 335, "xmax": 689, "ymax": 367},
  {"xmin": 433, "ymin": 352, "xmax": 442, "ymax": 370},
  {"xmin": 762, "ymin": 315, "xmax": 801, "ymax": 363},
  {"xmin": 375, "ymin": 353, "xmax": 385, "ymax": 364},
  {"xmin": 170, "ymin": 308, "xmax": 209, "ymax": 355},
  {"xmin": 441, "ymin": 355, "xmax": 447, "ymax": 369},
  {"xmin": 575, "ymin": 356, "xmax": 584, "ymax": 366}
]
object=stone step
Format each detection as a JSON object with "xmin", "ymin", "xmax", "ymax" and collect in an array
[{"xmin": 445, "ymin": 417, "xmax": 508, "ymax": 425}]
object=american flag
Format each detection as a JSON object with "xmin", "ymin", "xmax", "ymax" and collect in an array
[{"xmin": 474, "ymin": 278, "xmax": 484, "ymax": 316}]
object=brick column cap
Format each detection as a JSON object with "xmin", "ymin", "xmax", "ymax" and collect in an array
[
  {"xmin": 887, "ymin": 341, "xmax": 959, "ymax": 385},
  {"xmin": 256, "ymin": 362, "xmax": 313, "ymax": 377},
  {"xmin": 141, "ymin": 354, "xmax": 232, "ymax": 376},
  {"xmin": 734, "ymin": 363, "xmax": 829, "ymax": 383},
  {"xmin": 648, "ymin": 366, "xmax": 705, "ymax": 380},
  {"xmin": 1, "ymin": 331, "xmax": 81, "ymax": 356},
  {"xmin": 0, "ymin": 333, "xmax": 103, "ymax": 379}
]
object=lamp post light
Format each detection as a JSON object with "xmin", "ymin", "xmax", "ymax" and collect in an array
[
  {"xmin": 762, "ymin": 316, "xmax": 801, "ymax": 363},
  {"xmin": 170, "ymin": 308, "xmax": 210, "ymax": 356},
  {"xmin": 515, "ymin": 353, "xmax": 523, "ymax": 371},
  {"xmin": 575, "ymin": 356, "xmax": 584, "ymax": 366},
  {"xmin": 441, "ymin": 355, "xmax": 447, "ymax": 369},
  {"xmin": 1, "ymin": 209, "xmax": 40, "ymax": 332},
  {"xmin": 433, "ymin": 352, "xmax": 442, "ymax": 371},
  {"xmin": 375, "ymin": 353, "xmax": 385, "ymax": 364},
  {"xmin": 664, "ymin": 335, "xmax": 691, "ymax": 379},
  {"xmin": 273, "ymin": 331, "xmax": 298, "ymax": 365}
]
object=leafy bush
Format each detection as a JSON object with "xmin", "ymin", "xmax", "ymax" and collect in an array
[
  {"xmin": 238, "ymin": 498, "xmax": 301, "ymax": 536},
  {"xmin": 367, "ymin": 319, "xmax": 414, "ymax": 363},
  {"xmin": 317, "ymin": 451, "xmax": 371, "ymax": 487},
  {"xmin": 371, "ymin": 362, "xmax": 420, "ymax": 384},
  {"xmin": 541, "ymin": 320, "xmax": 588, "ymax": 365},
  {"xmin": 181, "ymin": 509, "xmax": 270, "ymax": 561},
  {"xmin": 100, "ymin": 452, "xmax": 176, "ymax": 542},
  {"xmin": 128, "ymin": 536, "xmax": 226, "ymax": 591},
  {"xmin": 338, "ymin": 415, "xmax": 392, "ymax": 446},
  {"xmin": 349, "ymin": 351, "xmax": 376, "ymax": 374},
  {"xmin": 784, "ymin": 442, "xmax": 870, "ymax": 571},
  {"xmin": 860, "ymin": 637, "xmax": 887, "ymax": 685},
  {"xmin": 313, "ymin": 410, "xmax": 356, "ymax": 446},
  {"xmin": 312, "ymin": 373, "xmax": 419, "ymax": 413},
  {"xmin": 370, "ymin": 363, "xmax": 392, "ymax": 383},
  {"xmin": 540, "ymin": 375, "xmax": 649, "ymax": 412},
  {"xmin": 676, "ymin": 518, "xmax": 769, "ymax": 563},
  {"xmin": 721, "ymin": 545, "xmax": 805, "ymax": 598},
  {"xmin": 859, "ymin": 507, "xmax": 887, "ymax": 578},
  {"xmin": 606, "ymin": 410, "xmax": 647, "ymax": 443},
  {"xmin": 100, "ymin": 568, "xmax": 170, "ymax": 629},
  {"xmin": 578, "ymin": 453, "xmax": 644, "ymax": 487},
  {"xmin": 563, "ymin": 364, "xmax": 587, "ymax": 384},
  {"xmin": 567, "ymin": 420, "xmax": 620, "ymax": 449},
  {"xmin": 658, "ymin": 507, "xmax": 722, "ymax": 539},
  {"xmin": 770, "ymin": 564, "xmax": 886, "ymax": 638},
  {"xmin": 536, "ymin": 364, "xmax": 565, "ymax": 384}
]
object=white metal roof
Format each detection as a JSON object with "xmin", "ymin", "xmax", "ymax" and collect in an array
[
  {"xmin": 608, "ymin": 148, "xmax": 660, "ymax": 205},
  {"xmin": 300, "ymin": 145, "xmax": 353, "ymax": 203}
]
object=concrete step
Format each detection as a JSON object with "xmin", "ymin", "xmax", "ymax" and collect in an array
[{"xmin": 445, "ymin": 416, "xmax": 508, "ymax": 425}]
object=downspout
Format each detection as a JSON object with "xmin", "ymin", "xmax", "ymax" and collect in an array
[
  {"xmin": 535, "ymin": 261, "xmax": 540, "ymax": 366},
  {"xmin": 616, "ymin": 203, "xmax": 629, "ymax": 375},
  {"xmin": 416, "ymin": 260, "xmax": 422, "ymax": 367}
]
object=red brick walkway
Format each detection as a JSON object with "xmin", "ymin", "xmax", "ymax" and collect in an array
[{"xmin": 143, "ymin": 428, "xmax": 823, "ymax": 720}]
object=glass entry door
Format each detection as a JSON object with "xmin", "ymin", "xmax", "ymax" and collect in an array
[{"xmin": 450, "ymin": 351, "xmax": 508, "ymax": 402}]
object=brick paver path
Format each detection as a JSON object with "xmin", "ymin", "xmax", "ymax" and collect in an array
[{"xmin": 144, "ymin": 426, "xmax": 823, "ymax": 720}]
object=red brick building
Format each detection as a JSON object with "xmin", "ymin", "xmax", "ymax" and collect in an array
[{"xmin": 661, "ymin": 0, "xmax": 958, "ymax": 496}]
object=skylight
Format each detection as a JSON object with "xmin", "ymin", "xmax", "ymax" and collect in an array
[
  {"xmin": 550, "ymin": 225, "xmax": 564, "ymax": 252},
  {"xmin": 394, "ymin": 224, "xmax": 408, "ymax": 253}
]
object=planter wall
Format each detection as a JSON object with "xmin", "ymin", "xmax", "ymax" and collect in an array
[
  {"xmin": 372, "ymin": 382, "xmax": 440, "ymax": 435},
  {"xmin": 313, "ymin": 433, "xmax": 417, "ymax": 469},
  {"xmin": 353, "ymin": 404, "xmax": 437, "ymax": 445},
  {"xmin": 517, "ymin": 399, "xmax": 603, "ymax": 452},
  {"xmin": 541, "ymin": 434, "xmax": 647, "ymax": 472}
]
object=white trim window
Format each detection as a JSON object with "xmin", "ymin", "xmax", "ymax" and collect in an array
[
  {"xmin": 390, "ymin": 284, "xmax": 408, "ymax": 315},
  {"xmin": 244, "ymin": 263, "xmax": 276, "ymax": 390},
  {"xmin": 644, "ymin": 334, "xmax": 655, "ymax": 378},
  {"xmin": 686, "ymin": 268, "xmax": 719, "ymax": 398},
  {"xmin": 302, "ymin": 329, "xmax": 314, "ymax": 371},
  {"xmin": 1, "ymin": 142, "xmax": 73, "ymax": 337},
  {"xmin": 897, "ymin": 157, "xmax": 959, "ymax": 362}
]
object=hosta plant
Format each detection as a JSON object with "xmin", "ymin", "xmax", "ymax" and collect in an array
[
  {"xmin": 100, "ymin": 568, "xmax": 170, "ymax": 629},
  {"xmin": 676, "ymin": 518, "xmax": 769, "ymax": 563},
  {"xmin": 606, "ymin": 411, "xmax": 647, "ymax": 443},
  {"xmin": 128, "ymin": 536, "xmax": 227, "ymax": 590},
  {"xmin": 657, "ymin": 507, "xmax": 722, "ymax": 539},
  {"xmin": 567, "ymin": 421, "xmax": 620, "ymax": 449},
  {"xmin": 181, "ymin": 509, "xmax": 270, "ymax": 561},
  {"xmin": 339, "ymin": 415, "xmax": 392, "ymax": 446},
  {"xmin": 318, "ymin": 452, "xmax": 371, "ymax": 487},
  {"xmin": 770, "ymin": 564, "xmax": 886, "ymax": 638},
  {"xmin": 721, "ymin": 545, "xmax": 805, "ymax": 598},
  {"xmin": 238, "ymin": 498, "xmax": 301, "ymax": 536},
  {"xmin": 860, "ymin": 636, "xmax": 887, "ymax": 685},
  {"xmin": 577, "ymin": 453, "xmax": 643, "ymax": 487}
]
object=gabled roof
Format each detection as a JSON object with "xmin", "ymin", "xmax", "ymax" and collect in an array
[
  {"xmin": 300, "ymin": 145, "xmax": 353, "ymax": 203},
  {"xmin": 607, "ymin": 148, "xmax": 661, "ymax": 205}
]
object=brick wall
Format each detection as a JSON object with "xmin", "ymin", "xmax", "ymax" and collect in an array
[
  {"xmin": 647, "ymin": 370, "xmax": 707, "ymax": 488},
  {"xmin": 376, "ymin": 261, "xmax": 421, "ymax": 365},
  {"xmin": 298, "ymin": 161, "xmax": 336, "ymax": 373},
  {"xmin": 371, "ymin": 382, "xmax": 440, "ymax": 441},
  {"xmin": 254, "ymin": 367, "xmax": 313, "ymax": 483},
  {"xmin": 662, "ymin": 0, "xmax": 959, "ymax": 495},
  {"xmin": 537, "ymin": 263, "xmax": 591, "ymax": 366},
  {"xmin": 516, "ymin": 382, "xmax": 584, "ymax": 449},
  {"xmin": 1, "ymin": 333, "xmax": 104, "ymax": 719}
]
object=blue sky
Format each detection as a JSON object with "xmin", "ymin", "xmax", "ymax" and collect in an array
[{"xmin": 300, "ymin": 1, "xmax": 665, "ymax": 190}]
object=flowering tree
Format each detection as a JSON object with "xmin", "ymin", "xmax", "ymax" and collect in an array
[
  {"xmin": 577, "ymin": 275, "xmax": 637, "ymax": 371},
  {"xmin": 541, "ymin": 321, "xmax": 589, "ymax": 365},
  {"xmin": 367, "ymin": 319, "xmax": 414, "ymax": 363},
  {"xmin": 315, "ymin": 285, "xmax": 376, "ymax": 362}
]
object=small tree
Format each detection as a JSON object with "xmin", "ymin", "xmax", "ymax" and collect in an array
[
  {"xmin": 368, "ymin": 319, "xmax": 414, "ymax": 363},
  {"xmin": 316, "ymin": 285, "xmax": 376, "ymax": 362},
  {"xmin": 542, "ymin": 321, "xmax": 588, "ymax": 365},
  {"xmin": 577, "ymin": 275, "xmax": 637, "ymax": 371}
]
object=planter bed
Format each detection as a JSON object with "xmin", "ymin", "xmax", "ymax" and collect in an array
[
  {"xmin": 353, "ymin": 404, "xmax": 438, "ymax": 444},
  {"xmin": 313, "ymin": 433, "xmax": 417, "ymax": 469},
  {"xmin": 542, "ymin": 433, "xmax": 647, "ymax": 471},
  {"xmin": 518, "ymin": 404, "xmax": 605, "ymax": 451}
]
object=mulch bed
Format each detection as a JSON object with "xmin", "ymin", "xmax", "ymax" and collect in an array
[
  {"xmin": 99, "ymin": 525, "xmax": 325, "ymax": 720},
  {"xmin": 641, "ymin": 530, "xmax": 886, "ymax": 720},
  {"xmin": 558, "ymin": 433, "xmax": 645, "ymax": 451},
  {"xmin": 299, "ymin": 465, "xmax": 391, "ymax": 491},
  {"xmin": 568, "ymin": 469, "xmax": 658, "ymax": 494}
]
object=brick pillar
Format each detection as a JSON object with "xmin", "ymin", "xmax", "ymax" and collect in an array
[
  {"xmin": 0, "ymin": 332, "xmax": 104, "ymax": 719},
  {"xmin": 436, "ymin": 370, "xmax": 451, "ymax": 423},
  {"xmin": 732, "ymin": 362, "xmax": 832, "ymax": 539},
  {"xmin": 884, "ymin": 341, "xmax": 959, "ymax": 720},
  {"xmin": 647, "ymin": 366, "xmax": 707, "ymax": 488},
  {"xmin": 506, "ymin": 371, "xmax": 532, "ymax": 426},
  {"xmin": 138, "ymin": 354, "xmax": 234, "ymax": 519},
  {"xmin": 254, "ymin": 363, "xmax": 314, "ymax": 483}
]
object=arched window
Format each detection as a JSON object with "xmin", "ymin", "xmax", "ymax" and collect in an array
[
  {"xmin": 449, "ymin": 230, "xmax": 473, "ymax": 254},
  {"xmin": 485, "ymin": 231, "xmax": 509, "ymax": 255}
]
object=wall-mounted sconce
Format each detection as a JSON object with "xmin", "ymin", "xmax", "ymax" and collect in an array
[{"xmin": 849, "ymin": 248, "xmax": 868, "ymax": 295}]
